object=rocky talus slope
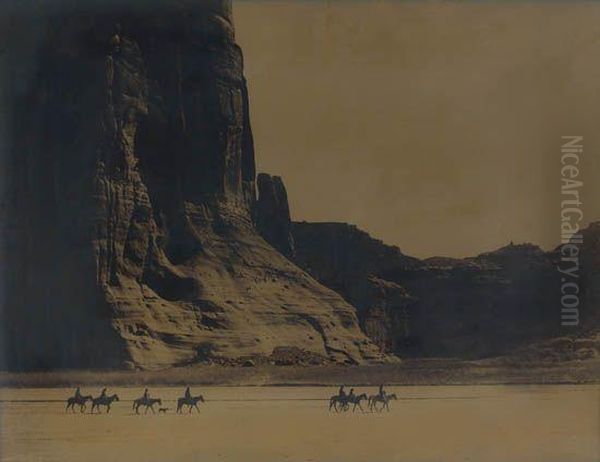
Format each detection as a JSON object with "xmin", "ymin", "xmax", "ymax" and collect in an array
[{"xmin": 2, "ymin": 1, "xmax": 382, "ymax": 370}]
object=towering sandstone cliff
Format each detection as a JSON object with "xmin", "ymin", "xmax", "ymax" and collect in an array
[{"xmin": 2, "ymin": 1, "xmax": 382, "ymax": 370}]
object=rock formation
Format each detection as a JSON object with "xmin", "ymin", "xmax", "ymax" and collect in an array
[
  {"xmin": 253, "ymin": 175, "xmax": 598, "ymax": 359},
  {"xmin": 2, "ymin": 1, "xmax": 382, "ymax": 370},
  {"xmin": 577, "ymin": 222, "xmax": 600, "ymax": 328},
  {"xmin": 289, "ymin": 222, "xmax": 418, "ymax": 354},
  {"xmin": 292, "ymin": 219, "xmax": 600, "ymax": 358},
  {"xmin": 255, "ymin": 174, "xmax": 295, "ymax": 259},
  {"xmin": 3, "ymin": 1, "xmax": 597, "ymax": 370}
]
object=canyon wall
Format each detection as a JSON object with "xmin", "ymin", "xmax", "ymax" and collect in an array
[
  {"xmin": 255, "ymin": 173, "xmax": 295, "ymax": 259},
  {"xmin": 255, "ymin": 174, "xmax": 598, "ymax": 359},
  {"xmin": 292, "ymin": 220, "xmax": 600, "ymax": 358},
  {"xmin": 3, "ymin": 1, "xmax": 597, "ymax": 370},
  {"xmin": 2, "ymin": 1, "xmax": 382, "ymax": 370}
]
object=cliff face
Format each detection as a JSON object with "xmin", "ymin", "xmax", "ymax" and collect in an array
[
  {"xmin": 252, "ymin": 176, "xmax": 587, "ymax": 358},
  {"xmin": 292, "ymin": 219, "xmax": 600, "ymax": 358},
  {"xmin": 578, "ymin": 222, "xmax": 600, "ymax": 328},
  {"xmin": 3, "ymin": 2, "xmax": 382, "ymax": 370},
  {"xmin": 255, "ymin": 174, "xmax": 295, "ymax": 259},
  {"xmin": 404, "ymin": 245, "xmax": 562, "ymax": 357},
  {"xmin": 290, "ymin": 222, "xmax": 418, "ymax": 354}
]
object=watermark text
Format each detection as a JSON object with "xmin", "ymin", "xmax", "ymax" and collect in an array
[{"xmin": 559, "ymin": 136, "xmax": 583, "ymax": 327}]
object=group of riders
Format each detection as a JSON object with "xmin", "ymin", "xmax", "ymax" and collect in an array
[
  {"xmin": 66, "ymin": 386, "xmax": 120, "ymax": 414},
  {"xmin": 68, "ymin": 384, "xmax": 395, "ymax": 414},
  {"xmin": 337, "ymin": 384, "xmax": 387, "ymax": 401},
  {"xmin": 330, "ymin": 384, "xmax": 396, "ymax": 413},
  {"xmin": 67, "ymin": 386, "xmax": 202, "ymax": 414}
]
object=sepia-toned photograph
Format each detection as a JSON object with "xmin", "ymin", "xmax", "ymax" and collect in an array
[{"xmin": 1, "ymin": 1, "xmax": 599, "ymax": 461}]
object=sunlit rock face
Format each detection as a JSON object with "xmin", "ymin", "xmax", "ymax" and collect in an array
[{"xmin": 2, "ymin": 1, "xmax": 383, "ymax": 370}]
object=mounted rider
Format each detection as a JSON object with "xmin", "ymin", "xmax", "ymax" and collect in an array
[
  {"xmin": 143, "ymin": 388, "xmax": 150, "ymax": 401},
  {"xmin": 184, "ymin": 386, "xmax": 192, "ymax": 400},
  {"xmin": 74, "ymin": 387, "xmax": 83, "ymax": 401},
  {"xmin": 338, "ymin": 385, "xmax": 346, "ymax": 399},
  {"xmin": 378, "ymin": 384, "xmax": 386, "ymax": 400},
  {"xmin": 347, "ymin": 388, "xmax": 355, "ymax": 401},
  {"xmin": 99, "ymin": 387, "xmax": 107, "ymax": 399}
]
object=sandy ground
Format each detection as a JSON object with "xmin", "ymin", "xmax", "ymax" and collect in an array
[{"xmin": 1, "ymin": 385, "xmax": 598, "ymax": 462}]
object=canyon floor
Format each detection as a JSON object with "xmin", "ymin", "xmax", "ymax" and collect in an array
[{"xmin": 1, "ymin": 384, "xmax": 598, "ymax": 462}]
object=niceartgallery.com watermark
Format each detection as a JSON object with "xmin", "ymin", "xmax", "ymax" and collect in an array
[{"xmin": 559, "ymin": 136, "xmax": 583, "ymax": 327}]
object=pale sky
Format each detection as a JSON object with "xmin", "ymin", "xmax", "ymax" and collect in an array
[{"xmin": 235, "ymin": 1, "xmax": 600, "ymax": 258}]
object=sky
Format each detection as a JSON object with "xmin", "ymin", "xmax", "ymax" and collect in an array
[{"xmin": 234, "ymin": 1, "xmax": 600, "ymax": 258}]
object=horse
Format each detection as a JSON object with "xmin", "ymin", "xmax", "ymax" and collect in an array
[
  {"xmin": 345, "ymin": 393, "xmax": 368, "ymax": 413},
  {"xmin": 133, "ymin": 397, "xmax": 162, "ymax": 414},
  {"xmin": 65, "ymin": 394, "xmax": 92, "ymax": 413},
  {"xmin": 176, "ymin": 395, "xmax": 205, "ymax": 414},
  {"xmin": 368, "ymin": 393, "xmax": 397, "ymax": 412},
  {"xmin": 132, "ymin": 397, "xmax": 144, "ymax": 413},
  {"xmin": 329, "ymin": 393, "xmax": 368, "ymax": 412},
  {"xmin": 328, "ymin": 394, "xmax": 346, "ymax": 412},
  {"xmin": 90, "ymin": 394, "xmax": 119, "ymax": 414}
]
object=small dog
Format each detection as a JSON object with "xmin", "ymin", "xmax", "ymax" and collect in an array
[{"xmin": 158, "ymin": 407, "xmax": 170, "ymax": 414}]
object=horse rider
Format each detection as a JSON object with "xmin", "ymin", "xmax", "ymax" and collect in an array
[
  {"xmin": 74, "ymin": 387, "xmax": 83, "ymax": 401},
  {"xmin": 184, "ymin": 386, "xmax": 192, "ymax": 400},
  {"xmin": 347, "ymin": 388, "xmax": 355, "ymax": 401},
  {"xmin": 379, "ymin": 384, "xmax": 386, "ymax": 400},
  {"xmin": 338, "ymin": 385, "xmax": 346, "ymax": 399},
  {"xmin": 143, "ymin": 388, "xmax": 150, "ymax": 401},
  {"xmin": 99, "ymin": 387, "xmax": 107, "ymax": 399}
]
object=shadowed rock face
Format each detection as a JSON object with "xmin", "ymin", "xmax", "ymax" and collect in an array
[
  {"xmin": 2, "ymin": 1, "xmax": 383, "ymax": 370},
  {"xmin": 255, "ymin": 173, "xmax": 295, "ymax": 259},
  {"xmin": 290, "ymin": 222, "xmax": 426, "ymax": 355},
  {"xmin": 288, "ymin": 222, "xmax": 419, "ymax": 354},
  {"xmin": 578, "ymin": 222, "xmax": 600, "ymax": 328},
  {"xmin": 253, "ymin": 176, "xmax": 598, "ymax": 358},
  {"xmin": 292, "ymin": 220, "xmax": 600, "ymax": 358}
]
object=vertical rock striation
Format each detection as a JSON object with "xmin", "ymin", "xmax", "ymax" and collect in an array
[{"xmin": 3, "ymin": 1, "xmax": 383, "ymax": 370}]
